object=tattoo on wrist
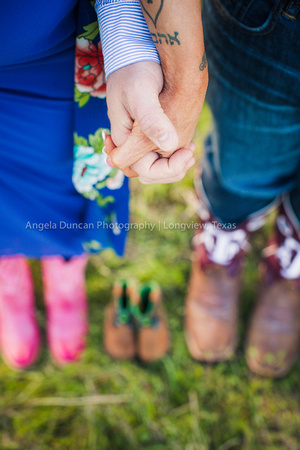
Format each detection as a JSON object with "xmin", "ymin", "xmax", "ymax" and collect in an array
[
  {"xmin": 199, "ymin": 52, "xmax": 207, "ymax": 71},
  {"xmin": 140, "ymin": 0, "xmax": 164, "ymax": 28},
  {"xmin": 151, "ymin": 31, "xmax": 180, "ymax": 46}
]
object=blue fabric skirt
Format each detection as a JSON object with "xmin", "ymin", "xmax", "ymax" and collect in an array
[{"xmin": 0, "ymin": 0, "xmax": 129, "ymax": 258}]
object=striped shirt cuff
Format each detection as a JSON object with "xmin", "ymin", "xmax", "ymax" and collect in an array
[{"xmin": 95, "ymin": 0, "xmax": 160, "ymax": 79}]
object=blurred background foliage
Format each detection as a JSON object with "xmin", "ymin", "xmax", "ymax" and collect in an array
[{"xmin": 1, "ymin": 104, "xmax": 299, "ymax": 449}]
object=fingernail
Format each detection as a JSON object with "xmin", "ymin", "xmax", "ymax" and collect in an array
[
  {"xmin": 105, "ymin": 156, "xmax": 115, "ymax": 168},
  {"xmin": 102, "ymin": 130, "xmax": 107, "ymax": 143},
  {"xmin": 158, "ymin": 132, "xmax": 177, "ymax": 151},
  {"xmin": 102, "ymin": 145, "xmax": 107, "ymax": 156}
]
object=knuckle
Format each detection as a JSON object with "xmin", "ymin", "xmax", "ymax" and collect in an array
[{"xmin": 110, "ymin": 154, "xmax": 124, "ymax": 170}]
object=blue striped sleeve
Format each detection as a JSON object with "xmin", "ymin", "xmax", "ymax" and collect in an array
[{"xmin": 95, "ymin": 0, "xmax": 160, "ymax": 79}]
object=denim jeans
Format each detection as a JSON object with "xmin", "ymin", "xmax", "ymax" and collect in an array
[{"xmin": 201, "ymin": 0, "xmax": 300, "ymax": 224}]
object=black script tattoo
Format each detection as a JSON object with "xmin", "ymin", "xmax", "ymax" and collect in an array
[{"xmin": 151, "ymin": 31, "xmax": 180, "ymax": 45}]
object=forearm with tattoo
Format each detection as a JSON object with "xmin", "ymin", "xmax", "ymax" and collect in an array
[{"xmin": 139, "ymin": 0, "xmax": 207, "ymax": 84}]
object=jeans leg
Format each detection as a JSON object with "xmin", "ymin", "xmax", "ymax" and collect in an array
[
  {"xmin": 201, "ymin": 0, "xmax": 300, "ymax": 225},
  {"xmin": 201, "ymin": 135, "xmax": 275, "ymax": 224}
]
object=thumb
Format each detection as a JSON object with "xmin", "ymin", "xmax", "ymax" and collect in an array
[{"xmin": 135, "ymin": 96, "xmax": 179, "ymax": 153}]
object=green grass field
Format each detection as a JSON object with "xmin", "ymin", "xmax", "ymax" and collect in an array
[{"xmin": 1, "ymin": 105, "xmax": 299, "ymax": 449}]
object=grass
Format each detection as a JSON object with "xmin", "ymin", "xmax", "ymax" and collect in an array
[{"xmin": 1, "ymin": 104, "xmax": 300, "ymax": 449}]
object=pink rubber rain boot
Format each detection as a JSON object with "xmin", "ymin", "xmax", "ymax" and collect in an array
[
  {"xmin": 41, "ymin": 254, "xmax": 88, "ymax": 365},
  {"xmin": 0, "ymin": 255, "xmax": 40, "ymax": 369}
]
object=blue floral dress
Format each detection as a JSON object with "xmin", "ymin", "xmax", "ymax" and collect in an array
[{"xmin": 0, "ymin": 0, "xmax": 129, "ymax": 258}]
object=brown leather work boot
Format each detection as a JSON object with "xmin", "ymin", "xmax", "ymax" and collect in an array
[
  {"xmin": 104, "ymin": 281, "xmax": 138, "ymax": 360},
  {"xmin": 246, "ymin": 196, "xmax": 300, "ymax": 377},
  {"xmin": 132, "ymin": 283, "xmax": 170, "ymax": 363},
  {"xmin": 185, "ymin": 201, "xmax": 265, "ymax": 362}
]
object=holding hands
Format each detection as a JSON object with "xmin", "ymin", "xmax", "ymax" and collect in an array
[
  {"xmin": 104, "ymin": 61, "xmax": 197, "ymax": 184},
  {"xmin": 102, "ymin": 0, "xmax": 208, "ymax": 184}
]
